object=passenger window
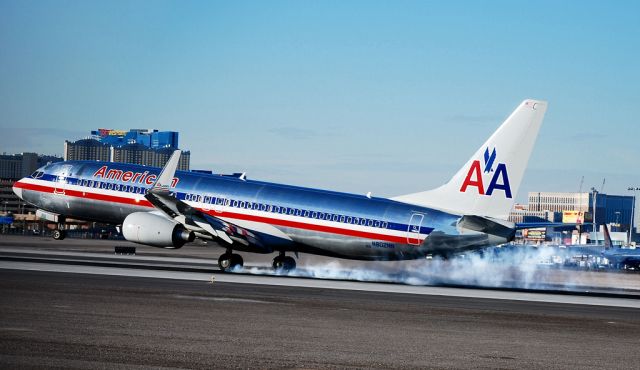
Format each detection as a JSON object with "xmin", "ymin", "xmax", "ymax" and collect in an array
[
  {"xmin": 382, "ymin": 222, "xmax": 388, "ymax": 229},
  {"xmin": 325, "ymin": 213, "xmax": 331, "ymax": 221},
  {"xmin": 232, "ymin": 200, "xmax": 238, "ymax": 208},
  {"xmin": 332, "ymin": 214, "xmax": 338, "ymax": 222},
  {"xmin": 273, "ymin": 206, "xmax": 279, "ymax": 213},
  {"xmin": 367, "ymin": 220, "xmax": 373, "ymax": 227},
  {"xmin": 360, "ymin": 218, "xmax": 366, "ymax": 226},
  {"xmin": 253, "ymin": 203, "xmax": 260, "ymax": 210},
  {"xmin": 311, "ymin": 211, "xmax": 317, "ymax": 219},
  {"xmin": 347, "ymin": 217, "xmax": 352, "ymax": 224},
  {"xmin": 339, "ymin": 216, "xmax": 345, "ymax": 223},
  {"xmin": 303, "ymin": 210, "xmax": 309, "ymax": 217},
  {"xmin": 374, "ymin": 221, "xmax": 380, "ymax": 228}
]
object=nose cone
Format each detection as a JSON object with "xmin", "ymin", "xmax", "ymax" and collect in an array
[{"xmin": 13, "ymin": 181, "xmax": 23, "ymax": 200}]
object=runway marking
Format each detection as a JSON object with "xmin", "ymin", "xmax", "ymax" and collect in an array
[
  {"xmin": 173, "ymin": 295, "xmax": 276, "ymax": 304},
  {"xmin": 1, "ymin": 261, "xmax": 639, "ymax": 309}
]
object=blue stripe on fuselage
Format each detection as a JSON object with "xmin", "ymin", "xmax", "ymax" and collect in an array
[{"xmin": 34, "ymin": 161, "xmax": 460, "ymax": 237}]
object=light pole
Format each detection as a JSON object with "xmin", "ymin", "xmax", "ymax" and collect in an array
[
  {"xmin": 591, "ymin": 187, "xmax": 598, "ymax": 245},
  {"xmin": 628, "ymin": 187, "xmax": 640, "ymax": 245}
]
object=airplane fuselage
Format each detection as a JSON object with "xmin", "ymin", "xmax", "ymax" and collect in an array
[{"xmin": 14, "ymin": 160, "xmax": 505, "ymax": 260}]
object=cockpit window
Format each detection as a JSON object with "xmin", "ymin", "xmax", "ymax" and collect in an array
[{"xmin": 30, "ymin": 171, "xmax": 44, "ymax": 179}]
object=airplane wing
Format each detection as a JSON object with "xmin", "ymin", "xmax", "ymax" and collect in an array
[{"xmin": 144, "ymin": 150, "xmax": 266, "ymax": 251}]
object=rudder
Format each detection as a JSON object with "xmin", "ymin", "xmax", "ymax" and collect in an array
[{"xmin": 392, "ymin": 99, "xmax": 548, "ymax": 220}]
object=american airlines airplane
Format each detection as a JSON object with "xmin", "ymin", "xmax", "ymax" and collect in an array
[{"xmin": 13, "ymin": 99, "xmax": 547, "ymax": 272}]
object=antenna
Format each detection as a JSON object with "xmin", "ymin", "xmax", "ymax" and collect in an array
[{"xmin": 600, "ymin": 178, "xmax": 606, "ymax": 193}]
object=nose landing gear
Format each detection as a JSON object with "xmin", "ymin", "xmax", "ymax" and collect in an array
[
  {"xmin": 52, "ymin": 219, "xmax": 66, "ymax": 240},
  {"xmin": 52, "ymin": 229, "xmax": 66, "ymax": 240}
]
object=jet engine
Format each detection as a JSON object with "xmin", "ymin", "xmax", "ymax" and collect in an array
[{"xmin": 122, "ymin": 212, "xmax": 195, "ymax": 249}]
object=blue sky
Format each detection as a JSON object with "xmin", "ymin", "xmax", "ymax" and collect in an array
[{"xmin": 1, "ymin": 1, "xmax": 639, "ymax": 203}]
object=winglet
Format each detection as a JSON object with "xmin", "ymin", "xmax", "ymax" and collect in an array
[{"xmin": 150, "ymin": 150, "xmax": 181, "ymax": 194}]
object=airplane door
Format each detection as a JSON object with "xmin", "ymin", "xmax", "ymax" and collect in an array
[
  {"xmin": 407, "ymin": 212, "xmax": 424, "ymax": 245},
  {"xmin": 54, "ymin": 165, "xmax": 73, "ymax": 195}
]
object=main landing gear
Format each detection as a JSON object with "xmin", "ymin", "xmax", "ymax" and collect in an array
[
  {"xmin": 218, "ymin": 250, "xmax": 244, "ymax": 272},
  {"xmin": 217, "ymin": 250, "xmax": 297, "ymax": 273},
  {"xmin": 272, "ymin": 252, "xmax": 296, "ymax": 272}
]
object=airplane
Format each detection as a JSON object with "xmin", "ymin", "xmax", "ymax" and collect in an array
[{"xmin": 13, "ymin": 99, "xmax": 548, "ymax": 272}]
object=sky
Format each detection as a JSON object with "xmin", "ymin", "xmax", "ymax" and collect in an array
[{"xmin": 1, "ymin": 0, "xmax": 639, "ymax": 204}]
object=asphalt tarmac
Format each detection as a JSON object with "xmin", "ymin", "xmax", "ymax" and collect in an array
[{"xmin": 1, "ymin": 268, "xmax": 639, "ymax": 369}]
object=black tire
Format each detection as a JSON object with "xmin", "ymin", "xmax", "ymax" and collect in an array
[
  {"xmin": 272, "ymin": 255, "xmax": 285, "ymax": 270},
  {"xmin": 283, "ymin": 256, "xmax": 296, "ymax": 271},
  {"xmin": 218, "ymin": 253, "xmax": 233, "ymax": 272},
  {"xmin": 273, "ymin": 255, "xmax": 296, "ymax": 272},
  {"xmin": 52, "ymin": 229, "xmax": 66, "ymax": 240},
  {"xmin": 230, "ymin": 254, "xmax": 244, "ymax": 270}
]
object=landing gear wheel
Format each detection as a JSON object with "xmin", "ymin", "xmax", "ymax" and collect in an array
[
  {"xmin": 273, "ymin": 255, "xmax": 296, "ymax": 272},
  {"xmin": 52, "ymin": 229, "xmax": 66, "ymax": 240},
  {"xmin": 218, "ymin": 253, "xmax": 243, "ymax": 272},
  {"xmin": 283, "ymin": 256, "xmax": 296, "ymax": 271}
]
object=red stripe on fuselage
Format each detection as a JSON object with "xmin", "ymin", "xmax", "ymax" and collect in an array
[{"xmin": 14, "ymin": 181, "xmax": 419, "ymax": 244}]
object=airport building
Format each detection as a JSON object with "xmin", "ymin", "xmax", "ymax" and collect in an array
[
  {"xmin": 510, "ymin": 191, "xmax": 636, "ymax": 244},
  {"xmin": 64, "ymin": 129, "xmax": 190, "ymax": 170}
]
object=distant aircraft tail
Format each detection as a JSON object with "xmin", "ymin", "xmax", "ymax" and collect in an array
[
  {"xmin": 393, "ymin": 99, "xmax": 548, "ymax": 220},
  {"xmin": 603, "ymin": 224, "xmax": 613, "ymax": 249}
]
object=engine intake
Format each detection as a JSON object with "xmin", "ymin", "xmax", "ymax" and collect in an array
[{"xmin": 122, "ymin": 212, "xmax": 195, "ymax": 249}]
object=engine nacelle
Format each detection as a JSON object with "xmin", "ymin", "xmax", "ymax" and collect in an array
[{"xmin": 122, "ymin": 212, "xmax": 195, "ymax": 249}]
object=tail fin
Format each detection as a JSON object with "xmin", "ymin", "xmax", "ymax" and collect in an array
[
  {"xmin": 392, "ymin": 99, "xmax": 548, "ymax": 219},
  {"xmin": 603, "ymin": 224, "xmax": 613, "ymax": 249}
]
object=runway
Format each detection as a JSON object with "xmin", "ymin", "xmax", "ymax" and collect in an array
[
  {"xmin": 1, "ymin": 269, "xmax": 639, "ymax": 369},
  {"xmin": 1, "ymin": 236, "xmax": 640, "ymax": 368}
]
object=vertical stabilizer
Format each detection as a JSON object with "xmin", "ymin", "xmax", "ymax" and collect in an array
[{"xmin": 392, "ymin": 99, "xmax": 548, "ymax": 219}]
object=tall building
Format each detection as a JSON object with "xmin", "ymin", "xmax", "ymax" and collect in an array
[
  {"xmin": 64, "ymin": 139, "xmax": 111, "ymax": 161},
  {"xmin": 111, "ymin": 144, "xmax": 190, "ymax": 171},
  {"xmin": 1, "ymin": 153, "xmax": 62, "ymax": 215},
  {"xmin": 91, "ymin": 129, "xmax": 179, "ymax": 149},
  {"xmin": 0, "ymin": 152, "xmax": 38, "ymax": 179},
  {"xmin": 64, "ymin": 129, "xmax": 190, "ymax": 170}
]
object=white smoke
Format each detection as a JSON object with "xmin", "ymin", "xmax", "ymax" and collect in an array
[{"xmin": 238, "ymin": 246, "xmax": 620, "ymax": 291}]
